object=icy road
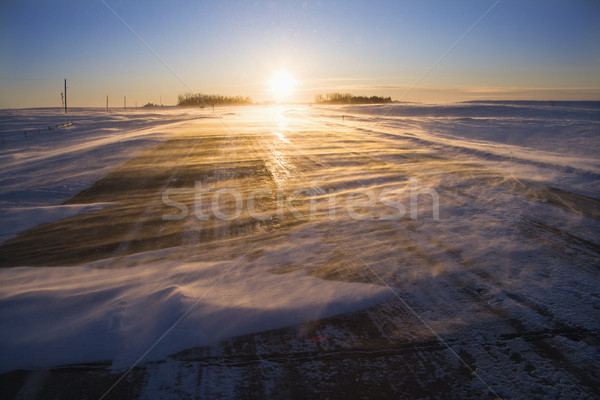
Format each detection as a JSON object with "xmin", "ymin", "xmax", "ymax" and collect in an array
[{"xmin": 0, "ymin": 102, "xmax": 599, "ymax": 399}]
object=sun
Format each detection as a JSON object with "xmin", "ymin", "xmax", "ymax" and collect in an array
[{"xmin": 269, "ymin": 72, "xmax": 295, "ymax": 100}]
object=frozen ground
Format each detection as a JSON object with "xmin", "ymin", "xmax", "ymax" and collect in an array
[{"xmin": 0, "ymin": 102, "xmax": 599, "ymax": 399}]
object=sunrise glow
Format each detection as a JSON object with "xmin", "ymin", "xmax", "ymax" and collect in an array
[
  {"xmin": 269, "ymin": 72, "xmax": 296, "ymax": 101},
  {"xmin": 1, "ymin": 2, "xmax": 599, "ymax": 397}
]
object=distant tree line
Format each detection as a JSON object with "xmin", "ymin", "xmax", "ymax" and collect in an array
[
  {"xmin": 178, "ymin": 93, "xmax": 253, "ymax": 107},
  {"xmin": 314, "ymin": 93, "xmax": 392, "ymax": 104}
]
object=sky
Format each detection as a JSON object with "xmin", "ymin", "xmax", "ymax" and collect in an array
[{"xmin": 1, "ymin": 0, "xmax": 599, "ymax": 108}]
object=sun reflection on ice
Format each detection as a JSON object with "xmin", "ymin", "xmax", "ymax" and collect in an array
[{"xmin": 275, "ymin": 121, "xmax": 290, "ymax": 143}]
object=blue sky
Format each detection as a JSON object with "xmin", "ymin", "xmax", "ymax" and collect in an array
[{"xmin": 1, "ymin": 0, "xmax": 599, "ymax": 107}]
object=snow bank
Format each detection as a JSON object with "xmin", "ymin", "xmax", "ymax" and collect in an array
[
  {"xmin": 0, "ymin": 246, "xmax": 389, "ymax": 373},
  {"xmin": 327, "ymin": 102, "xmax": 600, "ymax": 197}
]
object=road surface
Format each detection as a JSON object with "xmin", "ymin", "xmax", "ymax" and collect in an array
[{"xmin": 1, "ymin": 105, "xmax": 599, "ymax": 399}]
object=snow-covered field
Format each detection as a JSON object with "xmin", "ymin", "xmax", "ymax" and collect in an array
[{"xmin": 0, "ymin": 102, "xmax": 599, "ymax": 399}]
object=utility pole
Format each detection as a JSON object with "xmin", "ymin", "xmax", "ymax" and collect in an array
[
  {"xmin": 106, "ymin": 96, "xmax": 109, "ymax": 112},
  {"xmin": 124, "ymin": 96, "xmax": 126, "ymax": 110},
  {"xmin": 64, "ymin": 79, "xmax": 67, "ymax": 114}
]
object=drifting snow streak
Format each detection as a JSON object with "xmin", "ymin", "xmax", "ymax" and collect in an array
[{"xmin": 0, "ymin": 103, "xmax": 599, "ymax": 398}]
